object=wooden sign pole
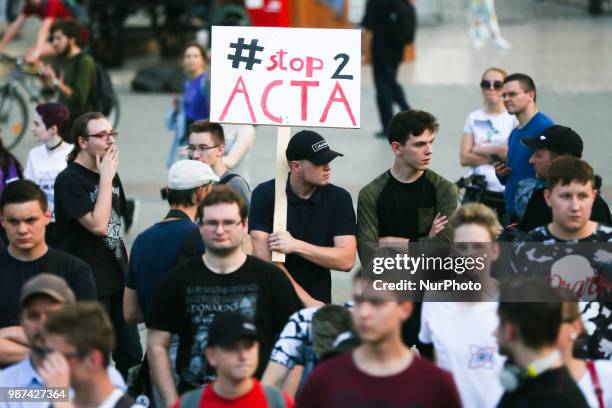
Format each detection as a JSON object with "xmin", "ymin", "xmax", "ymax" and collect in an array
[{"xmin": 271, "ymin": 126, "xmax": 291, "ymax": 262}]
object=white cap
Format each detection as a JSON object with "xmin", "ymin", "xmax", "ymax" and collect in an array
[{"xmin": 167, "ymin": 160, "xmax": 219, "ymax": 190}]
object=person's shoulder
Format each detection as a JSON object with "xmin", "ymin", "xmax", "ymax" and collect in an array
[
  {"xmin": 28, "ymin": 144, "xmax": 46, "ymax": 159},
  {"xmin": 252, "ymin": 179, "xmax": 275, "ymax": 195},
  {"xmin": 0, "ymin": 358, "xmax": 35, "ymax": 387},
  {"xmin": 323, "ymin": 183, "xmax": 352, "ymax": 200},
  {"xmin": 467, "ymin": 108, "xmax": 486, "ymax": 120},
  {"xmin": 359, "ymin": 171, "xmax": 390, "ymax": 195},
  {"xmin": 409, "ymin": 356, "xmax": 455, "ymax": 383},
  {"xmin": 245, "ymin": 255, "xmax": 280, "ymax": 273},
  {"xmin": 311, "ymin": 351, "xmax": 353, "ymax": 376},
  {"xmin": 45, "ymin": 248, "xmax": 92, "ymax": 271},
  {"xmin": 424, "ymin": 169, "xmax": 454, "ymax": 189},
  {"xmin": 595, "ymin": 224, "xmax": 612, "ymax": 241},
  {"xmin": 520, "ymin": 226, "xmax": 551, "ymax": 242}
]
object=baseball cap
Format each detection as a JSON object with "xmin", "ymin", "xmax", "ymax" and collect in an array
[
  {"xmin": 207, "ymin": 311, "xmax": 258, "ymax": 347},
  {"xmin": 20, "ymin": 274, "xmax": 76, "ymax": 308},
  {"xmin": 521, "ymin": 125, "xmax": 583, "ymax": 158},
  {"xmin": 286, "ymin": 130, "xmax": 343, "ymax": 165},
  {"xmin": 167, "ymin": 160, "xmax": 219, "ymax": 190}
]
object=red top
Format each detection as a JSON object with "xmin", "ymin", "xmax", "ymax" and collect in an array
[
  {"xmin": 22, "ymin": 0, "xmax": 72, "ymax": 19},
  {"xmin": 296, "ymin": 352, "xmax": 462, "ymax": 408},
  {"xmin": 173, "ymin": 379, "xmax": 294, "ymax": 408}
]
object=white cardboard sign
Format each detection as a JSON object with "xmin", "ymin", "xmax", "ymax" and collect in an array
[{"xmin": 210, "ymin": 26, "xmax": 361, "ymax": 128}]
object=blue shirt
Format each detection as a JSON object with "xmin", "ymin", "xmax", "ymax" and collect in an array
[
  {"xmin": 500, "ymin": 112, "xmax": 554, "ymax": 213},
  {"xmin": 0, "ymin": 357, "xmax": 126, "ymax": 408},
  {"xmin": 182, "ymin": 73, "xmax": 209, "ymax": 122},
  {"xmin": 126, "ymin": 217, "xmax": 204, "ymax": 318},
  {"xmin": 248, "ymin": 179, "xmax": 357, "ymax": 303}
]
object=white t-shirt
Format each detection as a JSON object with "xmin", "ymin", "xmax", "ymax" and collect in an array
[
  {"xmin": 23, "ymin": 142, "xmax": 72, "ymax": 222},
  {"xmin": 462, "ymin": 108, "xmax": 517, "ymax": 192},
  {"xmin": 419, "ymin": 301, "xmax": 504, "ymax": 408},
  {"xmin": 578, "ymin": 359, "xmax": 612, "ymax": 408}
]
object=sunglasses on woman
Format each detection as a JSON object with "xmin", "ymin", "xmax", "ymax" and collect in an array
[{"xmin": 480, "ymin": 80, "xmax": 504, "ymax": 90}]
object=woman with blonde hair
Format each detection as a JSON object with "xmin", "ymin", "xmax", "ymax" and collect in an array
[{"xmin": 460, "ymin": 67, "xmax": 517, "ymax": 218}]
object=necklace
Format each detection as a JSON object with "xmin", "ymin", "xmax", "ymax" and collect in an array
[{"xmin": 46, "ymin": 139, "xmax": 64, "ymax": 151}]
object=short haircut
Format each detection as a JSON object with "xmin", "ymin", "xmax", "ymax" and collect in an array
[
  {"xmin": 189, "ymin": 120, "xmax": 225, "ymax": 145},
  {"xmin": 167, "ymin": 187, "xmax": 199, "ymax": 207},
  {"xmin": 67, "ymin": 112, "xmax": 106, "ymax": 162},
  {"xmin": 546, "ymin": 156, "xmax": 595, "ymax": 190},
  {"xmin": 387, "ymin": 110, "xmax": 439, "ymax": 145},
  {"xmin": 198, "ymin": 185, "xmax": 247, "ymax": 222},
  {"xmin": 482, "ymin": 67, "xmax": 508, "ymax": 80},
  {"xmin": 504, "ymin": 73, "xmax": 537, "ymax": 102},
  {"xmin": 35, "ymin": 103, "xmax": 70, "ymax": 141},
  {"xmin": 449, "ymin": 203, "xmax": 501, "ymax": 242},
  {"xmin": 44, "ymin": 302, "xmax": 114, "ymax": 367},
  {"xmin": 0, "ymin": 180, "xmax": 48, "ymax": 212},
  {"xmin": 50, "ymin": 19, "xmax": 82, "ymax": 46},
  {"xmin": 498, "ymin": 280, "xmax": 563, "ymax": 349}
]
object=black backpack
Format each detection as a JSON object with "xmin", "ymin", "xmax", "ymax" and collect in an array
[
  {"xmin": 388, "ymin": 0, "xmax": 417, "ymax": 46},
  {"xmin": 77, "ymin": 53, "xmax": 117, "ymax": 116}
]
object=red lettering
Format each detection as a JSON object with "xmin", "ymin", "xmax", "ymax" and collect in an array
[
  {"xmin": 290, "ymin": 58, "xmax": 304, "ymax": 72},
  {"xmin": 319, "ymin": 81, "xmax": 356, "ymax": 126},
  {"xmin": 267, "ymin": 54, "xmax": 278, "ymax": 71},
  {"xmin": 278, "ymin": 49, "xmax": 288, "ymax": 70},
  {"xmin": 290, "ymin": 81, "xmax": 319, "ymax": 121},
  {"xmin": 261, "ymin": 80, "xmax": 283, "ymax": 124},
  {"xmin": 219, "ymin": 76, "xmax": 256, "ymax": 123},
  {"xmin": 305, "ymin": 57, "xmax": 323, "ymax": 78}
]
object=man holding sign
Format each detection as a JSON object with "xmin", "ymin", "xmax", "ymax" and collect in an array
[{"xmin": 249, "ymin": 131, "xmax": 357, "ymax": 305}]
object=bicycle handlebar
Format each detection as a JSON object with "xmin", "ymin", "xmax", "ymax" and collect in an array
[{"xmin": 0, "ymin": 53, "xmax": 21, "ymax": 64}]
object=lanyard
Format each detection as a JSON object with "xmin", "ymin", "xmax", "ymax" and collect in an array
[{"xmin": 586, "ymin": 360, "xmax": 604, "ymax": 408}]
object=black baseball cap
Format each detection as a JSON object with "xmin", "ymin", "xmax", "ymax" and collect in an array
[
  {"xmin": 521, "ymin": 125, "xmax": 583, "ymax": 158},
  {"xmin": 286, "ymin": 130, "xmax": 343, "ymax": 165},
  {"xmin": 207, "ymin": 312, "xmax": 258, "ymax": 347}
]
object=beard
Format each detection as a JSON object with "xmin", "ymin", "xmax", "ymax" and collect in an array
[{"xmin": 205, "ymin": 243, "xmax": 240, "ymax": 257}]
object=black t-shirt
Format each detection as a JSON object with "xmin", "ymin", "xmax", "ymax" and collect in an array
[
  {"xmin": 0, "ymin": 248, "xmax": 96, "ymax": 328},
  {"xmin": 361, "ymin": 0, "xmax": 403, "ymax": 53},
  {"xmin": 377, "ymin": 171, "xmax": 437, "ymax": 241},
  {"xmin": 146, "ymin": 255, "xmax": 302, "ymax": 392},
  {"xmin": 498, "ymin": 366, "xmax": 588, "ymax": 408},
  {"xmin": 54, "ymin": 162, "xmax": 127, "ymax": 296},
  {"xmin": 513, "ymin": 224, "xmax": 612, "ymax": 361},
  {"xmin": 248, "ymin": 179, "xmax": 357, "ymax": 303},
  {"xmin": 519, "ymin": 187, "xmax": 612, "ymax": 232}
]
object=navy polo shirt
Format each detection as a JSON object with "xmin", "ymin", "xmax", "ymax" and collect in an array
[{"xmin": 249, "ymin": 178, "xmax": 356, "ymax": 303}]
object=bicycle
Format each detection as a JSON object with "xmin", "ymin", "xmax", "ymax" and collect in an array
[
  {"xmin": 0, "ymin": 53, "xmax": 120, "ymax": 150},
  {"xmin": 0, "ymin": 53, "xmax": 46, "ymax": 149}
]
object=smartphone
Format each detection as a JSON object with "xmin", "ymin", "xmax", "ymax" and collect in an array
[{"xmin": 490, "ymin": 154, "xmax": 502, "ymax": 163}]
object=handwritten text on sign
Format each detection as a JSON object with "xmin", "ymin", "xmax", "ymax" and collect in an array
[{"xmin": 210, "ymin": 26, "xmax": 361, "ymax": 128}]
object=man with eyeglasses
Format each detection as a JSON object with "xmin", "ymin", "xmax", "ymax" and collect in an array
[
  {"xmin": 54, "ymin": 111, "xmax": 143, "ymax": 380},
  {"xmin": 494, "ymin": 73, "xmax": 554, "ymax": 222},
  {"xmin": 187, "ymin": 120, "xmax": 251, "ymax": 206},
  {"xmin": 0, "ymin": 274, "xmax": 125, "ymax": 408},
  {"xmin": 0, "ymin": 180, "xmax": 95, "ymax": 368},
  {"xmin": 147, "ymin": 186, "xmax": 301, "ymax": 407}
]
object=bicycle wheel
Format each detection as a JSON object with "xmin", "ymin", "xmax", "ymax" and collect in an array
[
  {"xmin": 108, "ymin": 94, "xmax": 120, "ymax": 129},
  {"xmin": 0, "ymin": 85, "xmax": 28, "ymax": 149}
]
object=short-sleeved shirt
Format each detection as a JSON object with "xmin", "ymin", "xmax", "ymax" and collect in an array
[
  {"xmin": 514, "ymin": 224, "xmax": 612, "ymax": 361},
  {"xmin": 54, "ymin": 162, "xmax": 127, "ymax": 296},
  {"xmin": 173, "ymin": 380, "xmax": 294, "ymax": 408},
  {"xmin": 297, "ymin": 352, "xmax": 462, "ymax": 408},
  {"xmin": 248, "ymin": 179, "xmax": 357, "ymax": 303},
  {"xmin": 22, "ymin": 0, "xmax": 72, "ymax": 19},
  {"xmin": 126, "ymin": 213, "xmax": 203, "ymax": 319},
  {"xmin": 220, "ymin": 172, "xmax": 251, "ymax": 207},
  {"xmin": 462, "ymin": 108, "xmax": 517, "ymax": 192},
  {"xmin": 146, "ymin": 255, "xmax": 302, "ymax": 392},
  {"xmin": 58, "ymin": 53, "xmax": 97, "ymax": 123},
  {"xmin": 183, "ymin": 73, "xmax": 209, "ymax": 122},
  {"xmin": 0, "ymin": 248, "xmax": 96, "ymax": 328},
  {"xmin": 498, "ymin": 112, "xmax": 554, "ymax": 213}
]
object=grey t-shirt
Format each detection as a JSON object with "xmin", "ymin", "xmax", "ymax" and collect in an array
[{"xmin": 220, "ymin": 171, "xmax": 251, "ymax": 207}]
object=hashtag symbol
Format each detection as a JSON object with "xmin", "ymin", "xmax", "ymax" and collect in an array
[{"xmin": 227, "ymin": 38, "xmax": 264, "ymax": 70}]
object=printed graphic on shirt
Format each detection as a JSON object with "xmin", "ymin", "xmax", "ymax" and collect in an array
[
  {"xmin": 182, "ymin": 284, "xmax": 258, "ymax": 387},
  {"xmin": 469, "ymin": 345, "xmax": 496, "ymax": 369},
  {"xmin": 580, "ymin": 302, "xmax": 612, "ymax": 360},
  {"xmin": 89, "ymin": 184, "xmax": 124, "ymax": 260},
  {"xmin": 270, "ymin": 307, "xmax": 316, "ymax": 368},
  {"xmin": 39, "ymin": 172, "xmax": 58, "ymax": 222}
]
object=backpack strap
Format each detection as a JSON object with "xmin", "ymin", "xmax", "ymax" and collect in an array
[
  {"xmin": 219, "ymin": 173, "xmax": 239, "ymax": 185},
  {"xmin": 585, "ymin": 360, "xmax": 604, "ymax": 408},
  {"xmin": 113, "ymin": 394, "xmax": 136, "ymax": 408},
  {"xmin": 179, "ymin": 387, "xmax": 204, "ymax": 408},
  {"xmin": 262, "ymin": 385, "xmax": 286, "ymax": 408}
]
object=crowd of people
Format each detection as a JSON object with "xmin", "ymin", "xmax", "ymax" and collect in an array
[{"xmin": 0, "ymin": 3, "xmax": 611, "ymax": 408}]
